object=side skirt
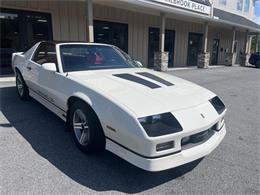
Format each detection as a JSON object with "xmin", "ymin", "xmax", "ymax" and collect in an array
[{"xmin": 29, "ymin": 89, "xmax": 67, "ymax": 122}]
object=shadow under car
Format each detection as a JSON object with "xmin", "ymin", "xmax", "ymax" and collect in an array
[{"xmin": 0, "ymin": 85, "xmax": 202, "ymax": 193}]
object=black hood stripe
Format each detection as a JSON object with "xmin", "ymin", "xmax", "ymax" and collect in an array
[
  {"xmin": 113, "ymin": 73, "xmax": 161, "ymax": 89},
  {"xmin": 136, "ymin": 72, "xmax": 174, "ymax": 86}
]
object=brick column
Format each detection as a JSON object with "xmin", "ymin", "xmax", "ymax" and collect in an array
[{"xmin": 154, "ymin": 52, "xmax": 169, "ymax": 71}]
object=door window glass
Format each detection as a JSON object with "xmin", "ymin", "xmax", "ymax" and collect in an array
[
  {"xmin": 187, "ymin": 33, "xmax": 203, "ymax": 66},
  {"xmin": 165, "ymin": 30, "xmax": 175, "ymax": 68},
  {"xmin": 148, "ymin": 28, "xmax": 160, "ymax": 68},
  {"xmin": 211, "ymin": 39, "xmax": 220, "ymax": 65},
  {"xmin": 234, "ymin": 41, "xmax": 238, "ymax": 53}
]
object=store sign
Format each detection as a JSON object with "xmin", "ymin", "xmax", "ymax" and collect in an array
[{"xmin": 152, "ymin": 0, "xmax": 211, "ymax": 15}]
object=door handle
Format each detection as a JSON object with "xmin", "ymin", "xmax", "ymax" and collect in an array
[{"xmin": 26, "ymin": 66, "xmax": 32, "ymax": 70}]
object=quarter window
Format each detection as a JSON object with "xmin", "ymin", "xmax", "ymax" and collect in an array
[{"xmin": 32, "ymin": 43, "xmax": 57, "ymax": 65}]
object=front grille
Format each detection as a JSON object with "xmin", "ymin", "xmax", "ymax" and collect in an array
[{"xmin": 181, "ymin": 127, "xmax": 215, "ymax": 150}]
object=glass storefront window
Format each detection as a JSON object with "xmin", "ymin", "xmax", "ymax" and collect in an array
[
  {"xmin": 0, "ymin": 8, "xmax": 52, "ymax": 74},
  {"xmin": 148, "ymin": 28, "xmax": 175, "ymax": 68},
  {"xmin": 94, "ymin": 20, "xmax": 128, "ymax": 53},
  {"xmin": 25, "ymin": 14, "xmax": 52, "ymax": 47},
  {"xmin": 219, "ymin": 0, "xmax": 227, "ymax": 5},
  {"xmin": 244, "ymin": 0, "xmax": 250, "ymax": 12},
  {"xmin": 237, "ymin": 0, "xmax": 243, "ymax": 11},
  {"xmin": 0, "ymin": 12, "xmax": 19, "ymax": 69}
]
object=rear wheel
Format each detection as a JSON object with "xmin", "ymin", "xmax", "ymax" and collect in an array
[
  {"xmin": 249, "ymin": 58, "xmax": 255, "ymax": 65},
  {"xmin": 69, "ymin": 100, "xmax": 105, "ymax": 153},
  {"xmin": 16, "ymin": 70, "xmax": 29, "ymax": 100}
]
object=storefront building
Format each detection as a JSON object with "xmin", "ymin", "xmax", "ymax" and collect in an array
[{"xmin": 0, "ymin": 0, "xmax": 259, "ymax": 73}]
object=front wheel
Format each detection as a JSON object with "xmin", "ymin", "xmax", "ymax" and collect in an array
[
  {"xmin": 16, "ymin": 70, "xmax": 29, "ymax": 100},
  {"xmin": 69, "ymin": 101, "xmax": 105, "ymax": 153}
]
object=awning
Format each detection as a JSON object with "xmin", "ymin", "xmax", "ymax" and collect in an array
[
  {"xmin": 213, "ymin": 8, "xmax": 260, "ymax": 32},
  {"xmin": 94, "ymin": 0, "xmax": 260, "ymax": 32}
]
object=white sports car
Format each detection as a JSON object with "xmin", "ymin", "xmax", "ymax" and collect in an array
[{"xmin": 12, "ymin": 41, "xmax": 226, "ymax": 172}]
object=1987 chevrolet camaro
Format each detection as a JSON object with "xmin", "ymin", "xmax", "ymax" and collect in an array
[{"xmin": 12, "ymin": 41, "xmax": 226, "ymax": 171}]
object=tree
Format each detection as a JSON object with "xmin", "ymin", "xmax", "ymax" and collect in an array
[{"xmin": 251, "ymin": 35, "xmax": 260, "ymax": 53}]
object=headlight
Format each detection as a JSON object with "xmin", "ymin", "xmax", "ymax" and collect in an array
[
  {"xmin": 209, "ymin": 96, "xmax": 226, "ymax": 114},
  {"xmin": 138, "ymin": 112, "xmax": 183, "ymax": 137}
]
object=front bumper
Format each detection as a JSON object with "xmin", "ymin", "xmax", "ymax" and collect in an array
[{"xmin": 106, "ymin": 124, "xmax": 226, "ymax": 171}]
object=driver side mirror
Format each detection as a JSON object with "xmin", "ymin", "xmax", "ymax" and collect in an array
[
  {"xmin": 42, "ymin": 63, "xmax": 57, "ymax": 72},
  {"xmin": 135, "ymin": 60, "xmax": 143, "ymax": 67}
]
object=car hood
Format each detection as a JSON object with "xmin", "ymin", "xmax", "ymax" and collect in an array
[{"xmin": 68, "ymin": 68, "xmax": 216, "ymax": 117}]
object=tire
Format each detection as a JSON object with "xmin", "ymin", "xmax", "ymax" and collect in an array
[
  {"xmin": 16, "ymin": 70, "xmax": 30, "ymax": 100},
  {"xmin": 249, "ymin": 58, "xmax": 255, "ymax": 65},
  {"xmin": 69, "ymin": 100, "xmax": 105, "ymax": 153}
]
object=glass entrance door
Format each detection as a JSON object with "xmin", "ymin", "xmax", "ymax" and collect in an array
[
  {"xmin": 0, "ymin": 8, "xmax": 53, "ymax": 74},
  {"xmin": 165, "ymin": 30, "xmax": 175, "ymax": 68},
  {"xmin": 187, "ymin": 33, "xmax": 203, "ymax": 66},
  {"xmin": 148, "ymin": 27, "xmax": 175, "ymax": 68},
  {"xmin": 148, "ymin": 28, "xmax": 159, "ymax": 68},
  {"xmin": 211, "ymin": 39, "xmax": 219, "ymax": 65}
]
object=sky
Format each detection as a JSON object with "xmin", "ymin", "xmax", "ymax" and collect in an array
[
  {"xmin": 255, "ymin": 0, "xmax": 260, "ymax": 16},
  {"xmin": 254, "ymin": 0, "xmax": 260, "ymax": 24}
]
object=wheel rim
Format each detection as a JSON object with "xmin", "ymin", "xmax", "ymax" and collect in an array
[
  {"xmin": 16, "ymin": 74, "xmax": 24, "ymax": 96},
  {"xmin": 73, "ymin": 109, "xmax": 90, "ymax": 146}
]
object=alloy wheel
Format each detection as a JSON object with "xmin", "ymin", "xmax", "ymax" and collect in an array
[
  {"xmin": 73, "ymin": 109, "xmax": 90, "ymax": 146},
  {"xmin": 16, "ymin": 73, "xmax": 24, "ymax": 97}
]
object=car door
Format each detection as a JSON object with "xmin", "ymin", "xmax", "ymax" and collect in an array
[
  {"xmin": 31, "ymin": 43, "xmax": 68, "ymax": 112},
  {"xmin": 25, "ymin": 43, "xmax": 47, "ymax": 92},
  {"xmin": 26, "ymin": 43, "xmax": 59, "ymax": 104}
]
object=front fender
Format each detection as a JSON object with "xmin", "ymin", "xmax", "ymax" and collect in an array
[
  {"xmin": 67, "ymin": 88, "xmax": 148, "ymax": 155},
  {"xmin": 68, "ymin": 92, "xmax": 93, "ymax": 107}
]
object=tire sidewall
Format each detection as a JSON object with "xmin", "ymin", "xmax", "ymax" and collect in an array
[
  {"xmin": 16, "ymin": 71, "xmax": 29, "ymax": 100},
  {"xmin": 69, "ymin": 101, "xmax": 105, "ymax": 153}
]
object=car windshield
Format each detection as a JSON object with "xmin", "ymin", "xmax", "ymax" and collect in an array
[{"xmin": 60, "ymin": 44, "xmax": 138, "ymax": 72}]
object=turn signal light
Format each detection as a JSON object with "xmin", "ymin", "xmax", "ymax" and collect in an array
[{"xmin": 156, "ymin": 141, "xmax": 174, "ymax": 152}]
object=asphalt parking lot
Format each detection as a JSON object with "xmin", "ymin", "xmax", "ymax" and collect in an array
[{"xmin": 0, "ymin": 66, "xmax": 259, "ymax": 194}]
